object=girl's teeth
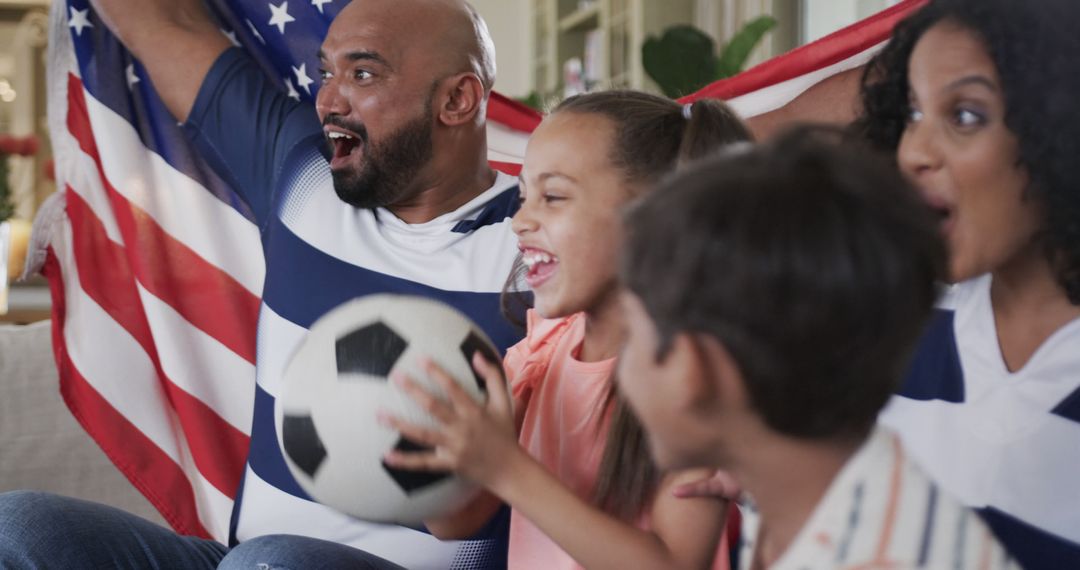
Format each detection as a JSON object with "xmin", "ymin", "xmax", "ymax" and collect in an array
[{"xmin": 522, "ymin": 251, "xmax": 556, "ymax": 268}]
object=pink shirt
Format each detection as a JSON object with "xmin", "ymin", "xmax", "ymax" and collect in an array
[{"xmin": 504, "ymin": 310, "xmax": 730, "ymax": 570}]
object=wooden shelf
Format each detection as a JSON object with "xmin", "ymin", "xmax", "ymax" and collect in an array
[{"xmin": 558, "ymin": 4, "xmax": 600, "ymax": 33}]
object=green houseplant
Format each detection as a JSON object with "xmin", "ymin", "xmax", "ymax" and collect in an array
[{"xmin": 642, "ymin": 16, "xmax": 777, "ymax": 98}]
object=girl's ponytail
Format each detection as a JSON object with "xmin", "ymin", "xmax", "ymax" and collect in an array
[{"xmin": 678, "ymin": 99, "xmax": 753, "ymax": 165}]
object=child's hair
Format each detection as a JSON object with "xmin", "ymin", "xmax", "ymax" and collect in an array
[
  {"xmin": 503, "ymin": 89, "xmax": 752, "ymax": 520},
  {"xmin": 621, "ymin": 127, "xmax": 946, "ymax": 440}
]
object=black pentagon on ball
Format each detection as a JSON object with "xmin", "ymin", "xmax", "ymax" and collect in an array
[
  {"xmin": 282, "ymin": 413, "xmax": 327, "ymax": 479},
  {"xmin": 381, "ymin": 436, "xmax": 451, "ymax": 493},
  {"xmin": 335, "ymin": 321, "xmax": 408, "ymax": 378},
  {"xmin": 459, "ymin": 331, "xmax": 500, "ymax": 393}
]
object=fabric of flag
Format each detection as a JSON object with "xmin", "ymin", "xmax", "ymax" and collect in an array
[{"xmin": 38, "ymin": 0, "xmax": 926, "ymax": 542}]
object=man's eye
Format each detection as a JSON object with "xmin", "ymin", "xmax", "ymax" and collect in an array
[
  {"xmin": 354, "ymin": 69, "xmax": 372, "ymax": 80},
  {"xmin": 319, "ymin": 69, "xmax": 332, "ymax": 80},
  {"xmin": 542, "ymin": 194, "xmax": 565, "ymax": 203}
]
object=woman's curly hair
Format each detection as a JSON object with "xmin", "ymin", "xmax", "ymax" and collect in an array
[{"xmin": 856, "ymin": 0, "xmax": 1080, "ymax": 304}]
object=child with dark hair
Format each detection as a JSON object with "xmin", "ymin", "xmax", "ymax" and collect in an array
[
  {"xmin": 380, "ymin": 90, "xmax": 751, "ymax": 569},
  {"xmin": 616, "ymin": 128, "xmax": 1018, "ymax": 569}
]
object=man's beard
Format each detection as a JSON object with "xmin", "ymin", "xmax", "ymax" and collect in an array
[{"xmin": 329, "ymin": 100, "xmax": 435, "ymax": 209}]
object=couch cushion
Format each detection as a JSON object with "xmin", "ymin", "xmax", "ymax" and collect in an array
[{"xmin": 0, "ymin": 320, "xmax": 165, "ymax": 525}]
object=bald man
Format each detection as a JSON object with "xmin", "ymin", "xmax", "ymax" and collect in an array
[{"xmin": 0, "ymin": 1, "xmax": 520, "ymax": 568}]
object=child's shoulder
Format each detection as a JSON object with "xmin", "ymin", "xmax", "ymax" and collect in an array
[
  {"xmin": 504, "ymin": 310, "xmax": 584, "ymax": 386},
  {"xmin": 512, "ymin": 310, "xmax": 582, "ymax": 358}
]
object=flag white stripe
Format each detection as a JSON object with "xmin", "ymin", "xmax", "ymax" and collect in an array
[
  {"xmin": 55, "ymin": 222, "xmax": 234, "ymax": 540},
  {"xmin": 81, "ymin": 88, "xmax": 265, "ymax": 294},
  {"xmin": 486, "ymin": 121, "xmax": 530, "ymax": 165},
  {"xmin": 138, "ymin": 283, "xmax": 255, "ymax": 434},
  {"xmin": 728, "ymin": 43, "xmax": 884, "ymax": 119}
]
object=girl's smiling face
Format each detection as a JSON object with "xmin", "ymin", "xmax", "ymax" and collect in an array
[{"xmin": 513, "ymin": 111, "xmax": 633, "ymax": 319}]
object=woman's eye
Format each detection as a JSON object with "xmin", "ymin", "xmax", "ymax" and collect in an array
[
  {"xmin": 542, "ymin": 193, "xmax": 565, "ymax": 203},
  {"xmin": 906, "ymin": 107, "xmax": 924, "ymax": 123},
  {"xmin": 953, "ymin": 108, "xmax": 985, "ymax": 128}
]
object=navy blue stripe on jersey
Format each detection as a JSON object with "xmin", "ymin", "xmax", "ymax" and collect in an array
[
  {"xmin": 261, "ymin": 220, "xmax": 523, "ymax": 356},
  {"xmin": 248, "ymin": 384, "xmax": 310, "ymax": 499},
  {"xmin": 67, "ymin": 1, "xmax": 256, "ymax": 222},
  {"xmin": 980, "ymin": 507, "xmax": 1080, "ymax": 568},
  {"xmin": 1051, "ymin": 386, "xmax": 1080, "ymax": 424},
  {"xmin": 898, "ymin": 309, "xmax": 965, "ymax": 402},
  {"xmin": 452, "ymin": 186, "xmax": 521, "ymax": 233}
]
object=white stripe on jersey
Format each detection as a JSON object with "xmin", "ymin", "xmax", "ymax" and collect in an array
[{"xmin": 277, "ymin": 149, "xmax": 520, "ymax": 293}]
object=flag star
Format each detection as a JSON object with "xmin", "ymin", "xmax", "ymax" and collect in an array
[
  {"xmin": 292, "ymin": 63, "xmax": 315, "ymax": 95},
  {"xmin": 220, "ymin": 28, "xmax": 241, "ymax": 47},
  {"xmin": 245, "ymin": 19, "xmax": 266, "ymax": 44},
  {"xmin": 68, "ymin": 7, "xmax": 93, "ymax": 37},
  {"xmin": 268, "ymin": 1, "xmax": 296, "ymax": 34},
  {"xmin": 311, "ymin": 0, "xmax": 333, "ymax": 14},
  {"xmin": 284, "ymin": 77, "xmax": 301, "ymax": 100},
  {"xmin": 125, "ymin": 64, "xmax": 140, "ymax": 90}
]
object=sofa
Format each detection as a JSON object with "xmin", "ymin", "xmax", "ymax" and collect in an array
[{"xmin": 0, "ymin": 319, "xmax": 165, "ymax": 524}]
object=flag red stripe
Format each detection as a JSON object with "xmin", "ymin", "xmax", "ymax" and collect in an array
[
  {"xmin": 488, "ymin": 91, "xmax": 542, "ymax": 132},
  {"xmin": 65, "ymin": 72, "xmax": 259, "ymax": 366},
  {"xmin": 490, "ymin": 160, "xmax": 522, "ymax": 176},
  {"xmin": 42, "ymin": 250, "xmax": 214, "ymax": 539},
  {"xmin": 64, "ymin": 188, "xmax": 249, "ymax": 500},
  {"xmin": 683, "ymin": 0, "xmax": 927, "ymax": 103}
]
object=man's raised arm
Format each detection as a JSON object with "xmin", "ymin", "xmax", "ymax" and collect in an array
[{"xmin": 89, "ymin": 0, "xmax": 230, "ymax": 122}]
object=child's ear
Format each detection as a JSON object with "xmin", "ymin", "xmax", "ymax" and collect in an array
[{"xmin": 684, "ymin": 333, "xmax": 750, "ymax": 413}]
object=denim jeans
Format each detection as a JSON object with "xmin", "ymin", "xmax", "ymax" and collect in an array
[{"xmin": 0, "ymin": 491, "xmax": 404, "ymax": 569}]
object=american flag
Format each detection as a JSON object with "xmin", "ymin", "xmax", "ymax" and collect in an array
[{"xmin": 39, "ymin": 0, "xmax": 926, "ymax": 542}]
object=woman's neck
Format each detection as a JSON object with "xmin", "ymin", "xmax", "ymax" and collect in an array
[
  {"xmin": 579, "ymin": 290, "xmax": 626, "ymax": 363},
  {"xmin": 991, "ymin": 245, "xmax": 1080, "ymax": 372}
]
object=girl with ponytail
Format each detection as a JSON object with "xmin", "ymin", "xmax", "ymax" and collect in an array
[{"xmin": 382, "ymin": 90, "xmax": 751, "ymax": 569}]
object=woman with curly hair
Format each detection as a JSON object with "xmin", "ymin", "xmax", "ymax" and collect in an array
[{"xmin": 858, "ymin": 0, "xmax": 1080, "ymax": 567}]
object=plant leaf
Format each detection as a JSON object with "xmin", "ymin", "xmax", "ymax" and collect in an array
[
  {"xmin": 642, "ymin": 25, "xmax": 717, "ymax": 98},
  {"xmin": 716, "ymin": 15, "xmax": 778, "ymax": 78}
]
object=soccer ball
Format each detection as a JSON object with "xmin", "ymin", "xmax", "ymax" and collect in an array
[{"xmin": 274, "ymin": 294, "xmax": 500, "ymax": 525}]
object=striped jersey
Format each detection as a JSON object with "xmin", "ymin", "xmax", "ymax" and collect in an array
[
  {"xmin": 737, "ymin": 428, "xmax": 1018, "ymax": 569},
  {"xmin": 185, "ymin": 48, "xmax": 522, "ymax": 569},
  {"xmin": 880, "ymin": 274, "xmax": 1080, "ymax": 568}
]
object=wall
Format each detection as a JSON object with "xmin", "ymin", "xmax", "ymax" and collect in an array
[
  {"xmin": 470, "ymin": 0, "xmax": 533, "ymax": 98},
  {"xmin": 802, "ymin": 0, "xmax": 899, "ymax": 43}
]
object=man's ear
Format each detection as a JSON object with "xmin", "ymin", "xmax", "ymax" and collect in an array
[
  {"xmin": 681, "ymin": 333, "xmax": 749, "ymax": 413},
  {"xmin": 437, "ymin": 72, "xmax": 485, "ymax": 127}
]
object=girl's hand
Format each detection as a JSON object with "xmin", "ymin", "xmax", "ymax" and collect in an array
[
  {"xmin": 379, "ymin": 353, "xmax": 520, "ymax": 488},
  {"xmin": 671, "ymin": 469, "xmax": 741, "ymax": 501}
]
